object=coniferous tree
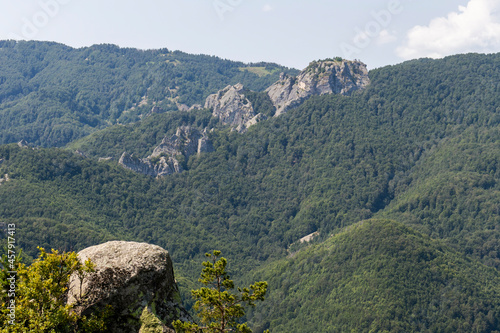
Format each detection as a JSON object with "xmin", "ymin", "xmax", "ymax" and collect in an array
[{"xmin": 173, "ymin": 250, "xmax": 268, "ymax": 333}]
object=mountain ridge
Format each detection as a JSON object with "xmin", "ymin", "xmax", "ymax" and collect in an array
[
  {"xmin": 69, "ymin": 57, "xmax": 369, "ymax": 177},
  {"xmin": 0, "ymin": 40, "xmax": 298, "ymax": 147}
]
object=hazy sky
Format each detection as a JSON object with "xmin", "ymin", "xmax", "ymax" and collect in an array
[{"xmin": 1, "ymin": 0, "xmax": 499, "ymax": 69}]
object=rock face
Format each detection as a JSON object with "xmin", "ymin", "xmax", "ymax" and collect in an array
[
  {"xmin": 266, "ymin": 59, "xmax": 370, "ymax": 116},
  {"xmin": 205, "ymin": 83, "xmax": 267, "ymax": 133},
  {"xmin": 17, "ymin": 139, "xmax": 29, "ymax": 148},
  {"xmin": 0, "ymin": 174, "xmax": 9, "ymax": 185},
  {"xmin": 68, "ymin": 241, "xmax": 190, "ymax": 333},
  {"xmin": 151, "ymin": 126, "xmax": 213, "ymax": 158},
  {"xmin": 119, "ymin": 152, "xmax": 181, "ymax": 177},
  {"xmin": 74, "ymin": 150, "xmax": 87, "ymax": 158},
  {"xmin": 119, "ymin": 126, "xmax": 214, "ymax": 177}
]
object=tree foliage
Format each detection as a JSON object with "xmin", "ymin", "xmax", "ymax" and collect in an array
[
  {"xmin": 173, "ymin": 251, "xmax": 268, "ymax": 333},
  {"xmin": 0, "ymin": 247, "xmax": 109, "ymax": 332}
]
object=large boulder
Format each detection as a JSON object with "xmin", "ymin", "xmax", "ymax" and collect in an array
[{"xmin": 68, "ymin": 241, "xmax": 191, "ymax": 333}]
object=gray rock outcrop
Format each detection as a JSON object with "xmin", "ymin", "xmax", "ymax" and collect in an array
[
  {"xmin": 0, "ymin": 174, "xmax": 9, "ymax": 185},
  {"xmin": 119, "ymin": 126, "xmax": 214, "ymax": 177},
  {"xmin": 151, "ymin": 126, "xmax": 213, "ymax": 158},
  {"xmin": 148, "ymin": 106, "xmax": 164, "ymax": 116},
  {"xmin": 74, "ymin": 150, "xmax": 87, "ymax": 158},
  {"xmin": 205, "ymin": 83, "xmax": 267, "ymax": 133},
  {"xmin": 17, "ymin": 140, "xmax": 29, "ymax": 148},
  {"xmin": 266, "ymin": 59, "xmax": 370, "ymax": 116},
  {"xmin": 119, "ymin": 152, "xmax": 181, "ymax": 177},
  {"xmin": 68, "ymin": 241, "xmax": 190, "ymax": 333},
  {"xmin": 188, "ymin": 104, "xmax": 202, "ymax": 111}
]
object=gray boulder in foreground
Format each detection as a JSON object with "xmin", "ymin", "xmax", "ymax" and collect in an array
[{"xmin": 68, "ymin": 241, "xmax": 190, "ymax": 333}]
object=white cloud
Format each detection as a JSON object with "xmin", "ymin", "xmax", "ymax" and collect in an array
[
  {"xmin": 376, "ymin": 29, "xmax": 397, "ymax": 45},
  {"xmin": 262, "ymin": 4, "xmax": 273, "ymax": 12},
  {"xmin": 397, "ymin": 0, "xmax": 500, "ymax": 60}
]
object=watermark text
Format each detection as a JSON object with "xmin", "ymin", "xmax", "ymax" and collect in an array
[
  {"xmin": 5, "ymin": 224, "xmax": 17, "ymax": 325},
  {"xmin": 213, "ymin": 0, "xmax": 243, "ymax": 21},
  {"xmin": 9, "ymin": 0, "xmax": 73, "ymax": 40},
  {"xmin": 340, "ymin": 0, "xmax": 403, "ymax": 59}
]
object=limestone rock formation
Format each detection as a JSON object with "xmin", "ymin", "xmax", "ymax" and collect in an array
[
  {"xmin": 74, "ymin": 150, "xmax": 87, "ymax": 158},
  {"xmin": 17, "ymin": 139, "xmax": 29, "ymax": 148},
  {"xmin": 151, "ymin": 126, "xmax": 213, "ymax": 158},
  {"xmin": 68, "ymin": 241, "xmax": 190, "ymax": 333},
  {"xmin": 205, "ymin": 83, "xmax": 267, "ymax": 133},
  {"xmin": 119, "ymin": 126, "xmax": 214, "ymax": 177},
  {"xmin": 0, "ymin": 174, "xmax": 9, "ymax": 185},
  {"xmin": 266, "ymin": 59, "xmax": 370, "ymax": 116},
  {"xmin": 119, "ymin": 152, "xmax": 181, "ymax": 177},
  {"xmin": 149, "ymin": 106, "xmax": 164, "ymax": 116},
  {"xmin": 188, "ymin": 104, "xmax": 202, "ymax": 111},
  {"xmin": 176, "ymin": 103, "xmax": 190, "ymax": 112}
]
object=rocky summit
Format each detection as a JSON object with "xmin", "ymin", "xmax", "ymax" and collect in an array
[
  {"xmin": 67, "ymin": 241, "xmax": 190, "ymax": 333},
  {"xmin": 266, "ymin": 59, "xmax": 370, "ymax": 116}
]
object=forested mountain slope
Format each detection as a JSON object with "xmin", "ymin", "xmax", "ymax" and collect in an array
[
  {"xmin": 0, "ymin": 40, "xmax": 296, "ymax": 147},
  {"xmin": 1, "ymin": 51, "xmax": 500, "ymax": 331},
  {"xmin": 377, "ymin": 127, "xmax": 500, "ymax": 269},
  {"xmin": 248, "ymin": 220, "xmax": 500, "ymax": 332}
]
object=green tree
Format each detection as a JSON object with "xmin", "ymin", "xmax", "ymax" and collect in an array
[
  {"xmin": 173, "ymin": 250, "xmax": 269, "ymax": 333},
  {"xmin": 0, "ymin": 247, "xmax": 109, "ymax": 333}
]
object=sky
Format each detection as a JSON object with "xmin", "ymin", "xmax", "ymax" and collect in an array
[{"xmin": 1, "ymin": 0, "xmax": 500, "ymax": 70}]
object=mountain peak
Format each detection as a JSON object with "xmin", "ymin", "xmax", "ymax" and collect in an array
[{"xmin": 266, "ymin": 59, "xmax": 370, "ymax": 116}]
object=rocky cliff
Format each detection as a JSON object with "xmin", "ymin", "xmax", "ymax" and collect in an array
[
  {"xmin": 266, "ymin": 59, "xmax": 370, "ymax": 116},
  {"xmin": 119, "ymin": 152, "xmax": 181, "ymax": 177},
  {"xmin": 205, "ymin": 83, "xmax": 267, "ymax": 133},
  {"xmin": 68, "ymin": 241, "xmax": 191, "ymax": 333},
  {"xmin": 151, "ymin": 125, "xmax": 214, "ymax": 158},
  {"xmin": 119, "ymin": 126, "xmax": 214, "ymax": 177}
]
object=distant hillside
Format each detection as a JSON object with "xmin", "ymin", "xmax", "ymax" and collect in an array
[
  {"xmin": 0, "ymin": 40, "xmax": 297, "ymax": 147},
  {"xmin": 248, "ymin": 220, "xmax": 500, "ymax": 333}
]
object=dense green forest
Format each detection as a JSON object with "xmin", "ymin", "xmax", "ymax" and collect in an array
[
  {"xmin": 1, "ymin": 45, "xmax": 500, "ymax": 331},
  {"xmin": 0, "ymin": 40, "xmax": 296, "ymax": 147},
  {"xmin": 248, "ymin": 220, "xmax": 500, "ymax": 332}
]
